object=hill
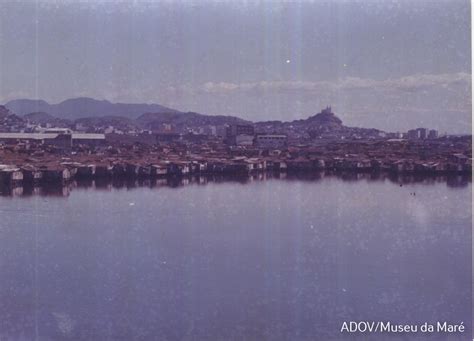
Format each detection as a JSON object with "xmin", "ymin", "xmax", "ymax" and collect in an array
[
  {"xmin": 255, "ymin": 106, "xmax": 383, "ymax": 138},
  {"xmin": 3, "ymin": 98, "xmax": 385, "ymax": 138},
  {"xmin": 5, "ymin": 97, "xmax": 179, "ymax": 120},
  {"xmin": 136, "ymin": 111, "xmax": 250, "ymax": 130},
  {"xmin": 0, "ymin": 105, "xmax": 10, "ymax": 119},
  {"xmin": 0, "ymin": 105, "xmax": 25, "ymax": 132},
  {"xmin": 24, "ymin": 112, "xmax": 71, "ymax": 127}
]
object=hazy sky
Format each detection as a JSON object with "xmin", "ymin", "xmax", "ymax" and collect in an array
[{"xmin": 0, "ymin": 0, "xmax": 471, "ymax": 132}]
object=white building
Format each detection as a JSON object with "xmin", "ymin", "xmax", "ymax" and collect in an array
[
  {"xmin": 235, "ymin": 134, "xmax": 254, "ymax": 146},
  {"xmin": 255, "ymin": 134, "xmax": 287, "ymax": 149}
]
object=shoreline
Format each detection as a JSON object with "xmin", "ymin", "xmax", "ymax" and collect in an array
[
  {"xmin": 1, "ymin": 170, "xmax": 471, "ymax": 197},
  {"xmin": 1, "ymin": 157, "xmax": 472, "ymax": 186}
]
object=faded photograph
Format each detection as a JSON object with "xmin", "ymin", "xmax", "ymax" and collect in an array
[{"xmin": 0, "ymin": 1, "xmax": 471, "ymax": 340}]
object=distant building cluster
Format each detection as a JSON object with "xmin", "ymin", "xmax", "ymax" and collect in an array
[
  {"xmin": 0, "ymin": 107, "xmax": 471, "ymax": 189},
  {"xmin": 223, "ymin": 124, "xmax": 289, "ymax": 148},
  {"xmin": 255, "ymin": 134, "xmax": 288, "ymax": 149},
  {"xmin": 151, "ymin": 122, "xmax": 289, "ymax": 149},
  {"xmin": 0, "ymin": 104, "xmax": 461, "ymax": 161},
  {"xmin": 406, "ymin": 128, "xmax": 438, "ymax": 140},
  {"xmin": 0, "ymin": 104, "xmax": 470, "ymax": 192},
  {"xmin": 225, "ymin": 124, "xmax": 255, "ymax": 145}
]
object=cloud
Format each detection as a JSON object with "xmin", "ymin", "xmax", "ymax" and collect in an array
[
  {"xmin": 198, "ymin": 72, "xmax": 471, "ymax": 95},
  {"xmin": 381, "ymin": 72, "xmax": 471, "ymax": 92},
  {"xmin": 3, "ymin": 71, "xmax": 467, "ymax": 133},
  {"xmin": 174, "ymin": 72, "xmax": 470, "ymax": 133}
]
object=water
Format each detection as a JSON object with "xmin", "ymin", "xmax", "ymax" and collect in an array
[{"xmin": 0, "ymin": 175, "xmax": 471, "ymax": 340}]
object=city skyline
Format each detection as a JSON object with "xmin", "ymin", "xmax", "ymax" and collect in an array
[
  {"xmin": 0, "ymin": 96, "xmax": 450, "ymax": 136},
  {"xmin": 0, "ymin": 0, "xmax": 471, "ymax": 133}
]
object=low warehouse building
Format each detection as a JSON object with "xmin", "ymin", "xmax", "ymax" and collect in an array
[{"xmin": 0, "ymin": 132, "xmax": 105, "ymax": 148}]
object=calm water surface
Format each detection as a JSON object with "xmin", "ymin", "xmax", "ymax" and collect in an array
[{"xmin": 0, "ymin": 177, "xmax": 471, "ymax": 340}]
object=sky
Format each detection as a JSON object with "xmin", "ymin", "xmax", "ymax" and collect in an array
[{"xmin": 0, "ymin": 0, "xmax": 471, "ymax": 133}]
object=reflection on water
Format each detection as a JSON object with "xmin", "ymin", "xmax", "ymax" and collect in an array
[
  {"xmin": 0, "ymin": 171, "xmax": 471, "ymax": 197},
  {"xmin": 0, "ymin": 175, "xmax": 471, "ymax": 341}
]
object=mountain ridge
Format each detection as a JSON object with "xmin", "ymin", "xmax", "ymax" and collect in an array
[
  {"xmin": 5, "ymin": 97, "xmax": 179, "ymax": 120},
  {"xmin": 3, "ymin": 98, "xmax": 384, "ymax": 137}
]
